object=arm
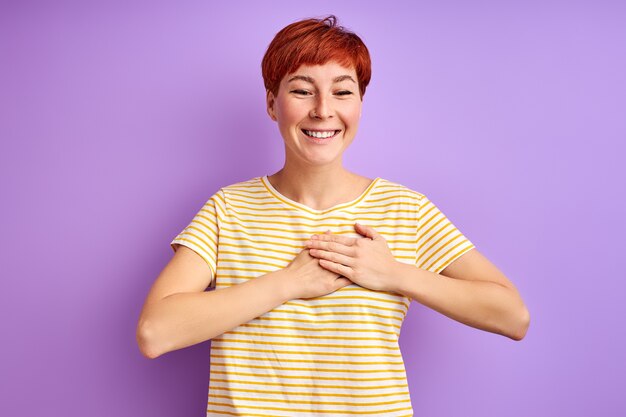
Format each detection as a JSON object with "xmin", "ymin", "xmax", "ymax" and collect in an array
[
  {"xmin": 391, "ymin": 248, "xmax": 530, "ymax": 341},
  {"xmin": 136, "ymin": 246, "xmax": 293, "ymax": 359}
]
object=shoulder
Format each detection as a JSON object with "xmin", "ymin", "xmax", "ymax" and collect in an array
[
  {"xmin": 212, "ymin": 176, "xmax": 269, "ymax": 210},
  {"xmin": 375, "ymin": 177, "xmax": 426, "ymax": 206}
]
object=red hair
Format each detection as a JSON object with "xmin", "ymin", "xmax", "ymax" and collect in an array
[{"xmin": 261, "ymin": 15, "xmax": 372, "ymax": 99}]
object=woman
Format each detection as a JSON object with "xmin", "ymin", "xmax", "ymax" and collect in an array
[{"xmin": 137, "ymin": 15, "xmax": 530, "ymax": 416}]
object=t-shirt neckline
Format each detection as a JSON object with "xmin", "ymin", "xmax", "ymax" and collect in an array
[{"xmin": 260, "ymin": 175, "xmax": 381, "ymax": 215}]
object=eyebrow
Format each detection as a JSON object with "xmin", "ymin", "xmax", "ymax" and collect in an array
[{"xmin": 287, "ymin": 74, "xmax": 356, "ymax": 84}]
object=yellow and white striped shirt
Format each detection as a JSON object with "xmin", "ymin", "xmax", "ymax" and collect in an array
[{"xmin": 171, "ymin": 175, "xmax": 475, "ymax": 417}]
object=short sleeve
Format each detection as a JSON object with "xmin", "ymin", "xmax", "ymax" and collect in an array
[
  {"xmin": 170, "ymin": 190, "xmax": 223, "ymax": 283},
  {"xmin": 415, "ymin": 194, "xmax": 475, "ymax": 274}
]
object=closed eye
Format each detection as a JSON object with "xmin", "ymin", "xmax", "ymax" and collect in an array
[{"xmin": 291, "ymin": 90, "xmax": 353, "ymax": 96}]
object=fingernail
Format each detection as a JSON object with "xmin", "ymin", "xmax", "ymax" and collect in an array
[{"xmin": 311, "ymin": 235, "xmax": 318, "ymax": 240}]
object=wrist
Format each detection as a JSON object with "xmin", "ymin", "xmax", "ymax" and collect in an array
[
  {"xmin": 388, "ymin": 261, "xmax": 414, "ymax": 295},
  {"xmin": 270, "ymin": 268, "xmax": 296, "ymax": 303}
]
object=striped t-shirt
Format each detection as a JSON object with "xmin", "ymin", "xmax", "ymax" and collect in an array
[{"xmin": 170, "ymin": 175, "xmax": 475, "ymax": 417}]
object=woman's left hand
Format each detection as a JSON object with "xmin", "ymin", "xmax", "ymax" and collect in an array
[{"xmin": 304, "ymin": 223, "xmax": 401, "ymax": 292}]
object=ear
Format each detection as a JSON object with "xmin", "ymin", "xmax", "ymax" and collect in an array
[{"xmin": 266, "ymin": 90, "xmax": 277, "ymax": 121}]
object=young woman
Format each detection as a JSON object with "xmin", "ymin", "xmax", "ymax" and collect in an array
[{"xmin": 137, "ymin": 15, "xmax": 530, "ymax": 416}]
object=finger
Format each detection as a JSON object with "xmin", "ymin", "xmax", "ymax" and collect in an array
[
  {"xmin": 311, "ymin": 233, "xmax": 358, "ymax": 246},
  {"xmin": 307, "ymin": 240, "xmax": 357, "ymax": 257},
  {"xmin": 354, "ymin": 222, "xmax": 382, "ymax": 240},
  {"xmin": 311, "ymin": 229, "xmax": 332, "ymax": 240},
  {"xmin": 309, "ymin": 248, "xmax": 356, "ymax": 267},
  {"xmin": 318, "ymin": 258, "xmax": 353, "ymax": 280}
]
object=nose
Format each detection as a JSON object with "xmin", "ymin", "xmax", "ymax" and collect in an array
[{"xmin": 310, "ymin": 93, "xmax": 334, "ymax": 119}]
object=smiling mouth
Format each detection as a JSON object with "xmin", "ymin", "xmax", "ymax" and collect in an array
[{"xmin": 301, "ymin": 129, "xmax": 341, "ymax": 139}]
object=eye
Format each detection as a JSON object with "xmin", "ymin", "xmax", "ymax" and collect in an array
[
  {"xmin": 291, "ymin": 89, "xmax": 311, "ymax": 95},
  {"xmin": 337, "ymin": 91, "xmax": 353, "ymax": 96}
]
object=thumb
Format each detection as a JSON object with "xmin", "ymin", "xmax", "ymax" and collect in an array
[{"xmin": 354, "ymin": 222, "xmax": 381, "ymax": 240}]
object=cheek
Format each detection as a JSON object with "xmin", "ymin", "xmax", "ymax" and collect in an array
[
  {"xmin": 277, "ymin": 100, "xmax": 305, "ymax": 124},
  {"xmin": 346, "ymin": 109, "xmax": 361, "ymax": 126}
]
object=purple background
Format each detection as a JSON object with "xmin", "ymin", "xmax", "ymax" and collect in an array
[{"xmin": 2, "ymin": 1, "xmax": 625, "ymax": 416}]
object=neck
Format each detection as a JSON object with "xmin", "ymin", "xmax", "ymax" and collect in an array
[{"xmin": 267, "ymin": 160, "xmax": 361, "ymax": 211}]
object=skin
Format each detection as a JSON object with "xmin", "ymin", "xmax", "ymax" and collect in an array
[
  {"xmin": 268, "ymin": 60, "xmax": 531, "ymax": 341},
  {"xmin": 265, "ymin": 60, "xmax": 373, "ymax": 211},
  {"xmin": 136, "ymin": 60, "xmax": 530, "ymax": 360},
  {"xmin": 303, "ymin": 227, "xmax": 531, "ymax": 340}
]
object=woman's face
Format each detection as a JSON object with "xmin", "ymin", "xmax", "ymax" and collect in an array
[{"xmin": 266, "ymin": 60, "xmax": 363, "ymax": 167}]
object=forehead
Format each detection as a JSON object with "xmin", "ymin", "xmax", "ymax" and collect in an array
[{"xmin": 284, "ymin": 61, "xmax": 356, "ymax": 83}]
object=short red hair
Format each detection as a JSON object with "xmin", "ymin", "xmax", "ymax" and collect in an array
[{"xmin": 261, "ymin": 15, "xmax": 372, "ymax": 99}]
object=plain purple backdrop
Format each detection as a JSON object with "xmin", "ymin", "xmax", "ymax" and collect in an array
[{"xmin": 1, "ymin": 1, "xmax": 625, "ymax": 416}]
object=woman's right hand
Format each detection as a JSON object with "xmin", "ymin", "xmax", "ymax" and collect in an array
[{"xmin": 284, "ymin": 244, "xmax": 353, "ymax": 300}]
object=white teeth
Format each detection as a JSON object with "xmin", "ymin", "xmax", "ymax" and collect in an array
[{"xmin": 304, "ymin": 130, "xmax": 336, "ymax": 138}]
